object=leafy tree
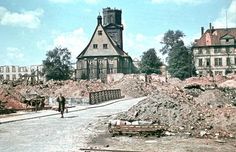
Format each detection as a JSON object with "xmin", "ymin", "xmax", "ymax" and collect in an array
[
  {"xmin": 42, "ymin": 47, "xmax": 72, "ymax": 81},
  {"xmin": 139, "ymin": 48, "xmax": 163, "ymax": 74},
  {"xmin": 160, "ymin": 30, "xmax": 196, "ymax": 80}
]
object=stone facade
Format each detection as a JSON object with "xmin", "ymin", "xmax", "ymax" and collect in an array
[
  {"xmin": 76, "ymin": 7, "xmax": 133, "ymax": 81},
  {"xmin": 0, "ymin": 65, "xmax": 43, "ymax": 81},
  {"xmin": 192, "ymin": 24, "xmax": 236, "ymax": 76}
]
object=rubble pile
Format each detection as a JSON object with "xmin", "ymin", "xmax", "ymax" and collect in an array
[
  {"xmin": 0, "ymin": 87, "xmax": 26, "ymax": 111},
  {"xmin": 110, "ymin": 74, "xmax": 150, "ymax": 97},
  {"xmin": 116, "ymin": 81, "xmax": 236, "ymax": 138},
  {"xmin": 15, "ymin": 80, "xmax": 109, "ymax": 99}
]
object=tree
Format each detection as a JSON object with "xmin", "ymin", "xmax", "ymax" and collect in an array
[
  {"xmin": 42, "ymin": 47, "xmax": 72, "ymax": 81},
  {"xmin": 160, "ymin": 30, "xmax": 196, "ymax": 80},
  {"xmin": 139, "ymin": 48, "xmax": 163, "ymax": 74}
]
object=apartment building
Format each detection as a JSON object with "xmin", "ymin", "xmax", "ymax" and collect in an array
[
  {"xmin": 192, "ymin": 24, "xmax": 236, "ymax": 76},
  {"xmin": 0, "ymin": 65, "xmax": 43, "ymax": 81}
]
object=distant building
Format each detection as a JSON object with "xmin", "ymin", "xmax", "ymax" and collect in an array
[
  {"xmin": 192, "ymin": 23, "xmax": 236, "ymax": 76},
  {"xmin": 76, "ymin": 7, "xmax": 133, "ymax": 81},
  {"xmin": 0, "ymin": 65, "xmax": 43, "ymax": 81}
]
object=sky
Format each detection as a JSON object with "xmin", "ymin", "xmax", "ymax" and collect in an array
[{"xmin": 0, "ymin": 0, "xmax": 235, "ymax": 66}]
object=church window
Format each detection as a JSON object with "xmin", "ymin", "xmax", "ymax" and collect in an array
[
  {"xmin": 103, "ymin": 44, "xmax": 108, "ymax": 49},
  {"xmin": 93, "ymin": 44, "xmax": 98, "ymax": 49},
  {"xmin": 98, "ymin": 30, "xmax": 102, "ymax": 35}
]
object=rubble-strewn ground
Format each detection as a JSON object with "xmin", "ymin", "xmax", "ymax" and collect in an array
[
  {"xmin": 1, "ymin": 74, "xmax": 236, "ymax": 150},
  {"xmin": 87, "ymin": 117, "xmax": 236, "ymax": 152}
]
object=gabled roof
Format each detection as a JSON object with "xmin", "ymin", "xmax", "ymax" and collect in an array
[
  {"xmin": 194, "ymin": 28, "xmax": 236, "ymax": 47},
  {"xmin": 77, "ymin": 22, "xmax": 129, "ymax": 59}
]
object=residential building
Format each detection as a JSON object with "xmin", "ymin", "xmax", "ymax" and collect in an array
[
  {"xmin": 76, "ymin": 7, "xmax": 133, "ymax": 81},
  {"xmin": 192, "ymin": 23, "xmax": 236, "ymax": 76},
  {"xmin": 0, "ymin": 65, "xmax": 44, "ymax": 81}
]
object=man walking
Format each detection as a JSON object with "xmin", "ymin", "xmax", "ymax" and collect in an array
[{"xmin": 57, "ymin": 93, "xmax": 66, "ymax": 118}]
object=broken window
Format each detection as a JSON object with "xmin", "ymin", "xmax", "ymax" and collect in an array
[
  {"xmin": 6, "ymin": 75, "xmax": 10, "ymax": 80},
  {"xmin": 6, "ymin": 67, "xmax": 10, "ymax": 73},
  {"xmin": 12, "ymin": 66, "xmax": 16, "ymax": 72},
  {"xmin": 12, "ymin": 74, "xmax": 16, "ymax": 80}
]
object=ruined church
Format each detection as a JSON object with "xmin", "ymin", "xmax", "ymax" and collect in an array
[{"xmin": 76, "ymin": 7, "xmax": 133, "ymax": 80}]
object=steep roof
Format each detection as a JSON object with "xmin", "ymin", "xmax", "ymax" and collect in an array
[
  {"xmin": 194, "ymin": 28, "xmax": 236, "ymax": 47},
  {"xmin": 77, "ymin": 22, "xmax": 129, "ymax": 59}
]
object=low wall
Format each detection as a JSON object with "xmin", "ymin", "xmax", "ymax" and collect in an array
[{"xmin": 89, "ymin": 89, "xmax": 123, "ymax": 105}]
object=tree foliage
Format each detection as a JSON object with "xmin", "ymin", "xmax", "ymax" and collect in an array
[
  {"xmin": 139, "ymin": 48, "xmax": 163, "ymax": 74},
  {"xmin": 160, "ymin": 30, "xmax": 195, "ymax": 80},
  {"xmin": 42, "ymin": 47, "xmax": 72, "ymax": 81}
]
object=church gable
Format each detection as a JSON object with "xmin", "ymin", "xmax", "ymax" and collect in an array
[{"xmin": 83, "ymin": 25, "xmax": 120, "ymax": 57}]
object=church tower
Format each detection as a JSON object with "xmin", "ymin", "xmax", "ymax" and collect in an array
[{"xmin": 103, "ymin": 7, "xmax": 123, "ymax": 50}]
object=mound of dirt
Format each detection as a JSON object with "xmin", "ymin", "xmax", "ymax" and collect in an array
[
  {"xmin": 116, "ymin": 88, "xmax": 236, "ymax": 138},
  {"xmin": 0, "ymin": 87, "xmax": 26, "ymax": 110},
  {"xmin": 110, "ymin": 74, "xmax": 150, "ymax": 97}
]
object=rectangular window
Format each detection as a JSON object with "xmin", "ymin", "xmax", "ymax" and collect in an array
[
  {"xmin": 214, "ymin": 48, "xmax": 221, "ymax": 53},
  {"xmin": 98, "ymin": 30, "xmax": 102, "ymax": 35},
  {"xmin": 6, "ymin": 67, "xmax": 10, "ymax": 73},
  {"xmin": 93, "ymin": 44, "xmax": 98, "ymax": 49},
  {"xmin": 198, "ymin": 49, "xmax": 202, "ymax": 54},
  {"xmin": 214, "ymin": 58, "xmax": 222, "ymax": 66},
  {"xmin": 206, "ymin": 58, "xmax": 211, "ymax": 67},
  {"xmin": 12, "ymin": 74, "xmax": 16, "ymax": 80},
  {"xmin": 206, "ymin": 49, "xmax": 210, "ymax": 54},
  {"xmin": 198, "ymin": 59, "xmax": 203, "ymax": 67},
  {"xmin": 226, "ymin": 47, "xmax": 231, "ymax": 54},
  {"xmin": 12, "ymin": 66, "xmax": 16, "ymax": 72},
  {"xmin": 103, "ymin": 44, "xmax": 108, "ymax": 49},
  {"xmin": 6, "ymin": 75, "xmax": 10, "ymax": 80},
  {"xmin": 226, "ymin": 57, "xmax": 231, "ymax": 66}
]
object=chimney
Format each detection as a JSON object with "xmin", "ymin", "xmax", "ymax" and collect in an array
[
  {"xmin": 201, "ymin": 27, "xmax": 204, "ymax": 36},
  {"xmin": 209, "ymin": 23, "xmax": 212, "ymax": 30}
]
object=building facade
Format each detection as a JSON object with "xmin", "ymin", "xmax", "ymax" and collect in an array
[
  {"xmin": 192, "ymin": 24, "xmax": 236, "ymax": 76},
  {"xmin": 0, "ymin": 65, "xmax": 43, "ymax": 81},
  {"xmin": 76, "ymin": 7, "xmax": 133, "ymax": 81}
]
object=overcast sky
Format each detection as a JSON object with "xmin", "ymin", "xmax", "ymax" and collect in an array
[{"xmin": 0, "ymin": 0, "xmax": 235, "ymax": 66}]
